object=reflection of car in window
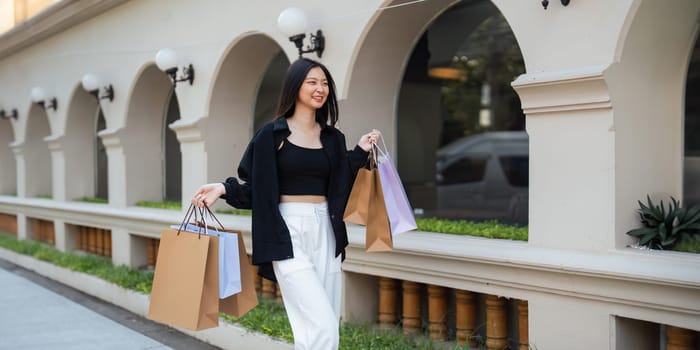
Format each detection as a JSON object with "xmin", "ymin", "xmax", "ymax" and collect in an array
[{"xmin": 436, "ymin": 131, "xmax": 528, "ymax": 224}]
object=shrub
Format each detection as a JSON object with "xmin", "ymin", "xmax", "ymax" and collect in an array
[
  {"xmin": 135, "ymin": 201, "xmax": 182, "ymax": 210},
  {"xmin": 416, "ymin": 218, "xmax": 528, "ymax": 241},
  {"xmin": 626, "ymin": 195, "xmax": 700, "ymax": 250},
  {"xmin": 74, "ymin": 197, "xmax": 109, "ymax": 204}
]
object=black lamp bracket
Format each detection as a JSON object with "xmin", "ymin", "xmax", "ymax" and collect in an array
[
  {"xmin": 89, "ymin": 84, "xmax": 114, "ymax": 102},
  {"xmin": 0, "ymin": 109, "xmax": 18, "ymax": 120},
  {"xmin": 290, "ymin": 30, "xmax": 325, "ymax": 58},
  {"xmin": 38, "ymin": 97, "xmax": 58, "ymax": 111},
  {"xmin": 166, "ymin": 64, "xmax": 195, "ymax": 87},
  {"xmin": 542, "ymin": 0, "xmax": 570, "ymax": 10}
]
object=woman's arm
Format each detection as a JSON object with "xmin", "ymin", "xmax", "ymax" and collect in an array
[
  {"xmin": 346, "ymin": 129, "xmax": 380, "ymax": 175},
  {"xmin": 192, "ymin": 140, "xmax": 254, "ymax": 209}
]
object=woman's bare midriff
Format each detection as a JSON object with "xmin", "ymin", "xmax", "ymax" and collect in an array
[{"xmin": 280, "ymin": 195, "xmax": 327, "ymax": 203}]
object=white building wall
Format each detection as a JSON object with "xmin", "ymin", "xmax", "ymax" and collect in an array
[{"xmin": 0, "ymin": 1, "xmax": 698, "ymax": 349}]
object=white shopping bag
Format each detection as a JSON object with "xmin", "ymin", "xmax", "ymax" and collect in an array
[{"xmin": 171, "ymin": 223, "xmax": 242, "ymax": 299}]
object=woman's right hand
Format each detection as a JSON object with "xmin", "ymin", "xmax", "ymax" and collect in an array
[{"xmin": 191, "ymin": 183, "xmax": 225, "ymax": 208}]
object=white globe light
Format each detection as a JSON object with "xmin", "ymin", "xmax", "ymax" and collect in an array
[
  {"xmin": 81, "ymin": 74, "xmax": 99, "ymax": 92},
  {"xmin": 31, "ymin": 87, "xmax": 45, "ymax": 103},
  {"xmin": 277, "ymin": 7, "xmax": 308, "ymax": 37},
  {"xmin": 155, "ymin": 48, "xmax": 178, "ymax": 71}
]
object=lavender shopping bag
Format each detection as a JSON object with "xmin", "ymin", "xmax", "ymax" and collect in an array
[{"xmin": 376, "ymin": 141, "xmax": 417, "ymax": 235}]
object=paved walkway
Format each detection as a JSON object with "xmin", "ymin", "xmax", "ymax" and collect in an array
[{"xmin": 0, "ymin": 259, "xmax": 219, "ymax": 350}]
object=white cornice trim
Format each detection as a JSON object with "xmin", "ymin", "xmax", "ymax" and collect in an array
[
  {"xmin": 0, "ymin": 0, "xmax": 130, "ymax": 60},
  {"xmin": 169, "ymin": 118, "xmax": 205, "ymax": 143},
  {"xmin": 512, "ymin": 65, "xmax": 613, "ymax": 115}
]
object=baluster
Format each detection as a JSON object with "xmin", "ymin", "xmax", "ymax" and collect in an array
[
  {"xmin": 88, "ymin": 227, "xmax": 96, "ymax": 253},
  {"xmin": 276, "ymin": 284, "xmax": 283, "ymax": 302},
  {"xmin": 402, "ymin": 280, "xmax": 421, "ymax": 335},
  {"xmin": 105, "ymin": 230, "xmax": 112, "ymax": 257},
  {"xmin": 486, "ymin": 294, "xmax": 508, "ymax": 350},
  {"xmin": 456, "ymin": 290, "xmax": 477, "ymax": 347},
  {"xmin": 667, "ymin": 325, "xmax": 697, "ymax": 350},
  {"xmin": 261, "ymin": 278, "xmax": 276, "ymax": 299},
  {"xmin": 249, "ymin": 255, "xmax": 261, "ymax": 292},
  {"xmin": 378, "ymin": 277, "xmax": 398, "ymax": 329},
  {"xmin": 428, "ymin": 285, "xmax": 447, "ymax": 340},
  {"xmin": 518, "ymin": 300, "xmax": 529, "ymax": 350}
]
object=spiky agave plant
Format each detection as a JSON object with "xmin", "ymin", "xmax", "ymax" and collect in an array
[{"xmin": 627, "ymin": 195, "xmax": 700, "ymax": 250}]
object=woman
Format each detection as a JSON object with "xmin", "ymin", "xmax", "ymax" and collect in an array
[{"xmin": 191, "ymin": 57, "xmax": 379, "ymax": 349}]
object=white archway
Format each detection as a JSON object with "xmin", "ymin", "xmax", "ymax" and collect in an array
[
  {"xmin": 0, "ymin": 117, "xmax": 16, "ymax": 195},
  {"xmin": 204, "ymin": 33, "xmax": 288, "ymax": 188},
  {"xmin": 63, "ymin": 85, "xmax": 99, "ymax": 201},
  {"xmin": 122, "ymin": 64, "xmax": 172, "ymax": 205}
]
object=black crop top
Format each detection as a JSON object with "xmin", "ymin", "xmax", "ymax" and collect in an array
[{"xmin": 277, "ymin": 139, "xmax": 330, "ymax": 196}]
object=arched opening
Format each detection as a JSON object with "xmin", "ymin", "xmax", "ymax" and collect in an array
[
  {"xmin": 399, "ymin": 0, "xmax": 526, "ymax": 224},
  {"xmin": 123, "ymin": 64, "xmax": 173, "ymax": 205},
  {"xmin": 95, "ymin": 108, "xmax": 108, "ymax": 200},
  {"xmin": 684, "ymin": 36, "xmax": 700, "ymax": 208},
  {"xmin": 163, "ymin": 90, "xmax": 181, "ymax": 202},
  {"xmin": 0, "ymin": 117, "xmax": 15, "ymax": 195},
  {"xmin": 254, "ymin": 51, "xmax": 288, "ymax": 132},
  {"xmin": 206, "ymin": 34, "xmax": 288, "ymax": 197},
  {"xmin": 23, "ymin": 104, "xmax": 51, "ymax": 197},
  {"xmin": 64, "ymin": 86, "xmax": 99, "ymax": 201},
  {"xmin": 345, "ymin": 0, "xmax": 526, "ymax": 225}
]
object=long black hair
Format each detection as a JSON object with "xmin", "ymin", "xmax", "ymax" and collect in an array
[{"xmin": 275, "ymin": 57, "xmax": 339, "ymax": 127}]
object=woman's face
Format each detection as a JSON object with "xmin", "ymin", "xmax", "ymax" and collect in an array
[{"xmin": 297, "ymin": 66, "xmax": 329, "ymax": 111}]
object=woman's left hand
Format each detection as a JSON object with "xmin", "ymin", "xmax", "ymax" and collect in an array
[{"xmin": 358, "ymin": 129, "xmax": 381, "ymax": 152}]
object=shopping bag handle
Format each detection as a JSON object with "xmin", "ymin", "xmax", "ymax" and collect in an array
[
  {"xmin": 177, "ymin": 204, "xmax": 206, "ymax": 238},
  {"xmin": 203, "ymin": 203, "xmax": 226, "ymax": 231}
]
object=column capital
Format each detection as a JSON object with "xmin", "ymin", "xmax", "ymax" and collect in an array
[
  {"xmin": 511, "ymin": 64, "xmax": 612, "ymax": 116},
  {"xmin": 44, "ymin": 134, "xmax": 65, "ymax": 151},
  {"xmin": 97, "ymin": 128, "xmax": 125, "ymax": 149},
  {"xmin": 168, "ymin": 117, "xmax": 206, "ymax": 143},
  {"xmin": 9, "ymin": 141, "xmax": 24, "ymax": 156}
]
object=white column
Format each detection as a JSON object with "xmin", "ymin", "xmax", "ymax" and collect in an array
[
  {"xmin": 53, "ymin": 219, "xmax": 76, "ymax": 253},
  {"xmin": 110, "ymin": 227, "xmax": 129, "ymax": 266},
  {"xmin": 528, "ymin": 296, "xmax": 611, "ymax": 350},
  {"xmin": 99, "ymin": 128, "xmax": 127, "ymax": 208},
  {"xmin": 10, "ymin": 141, "xmax": 26, "ymax": 198},
  {"xmin": 45, "ymin": 135, "xmax": 66, "ymax": 201},
  {"xmin": 15, "ymin": 213, "xmax": 28, "ymax": 240},
  {"xmin": 512, "ymin": 65, "xmax": 615, "ymax": 251},
  {"xmin": 169, "ymin": 118, "xmax": 207, "ymax": 210}
]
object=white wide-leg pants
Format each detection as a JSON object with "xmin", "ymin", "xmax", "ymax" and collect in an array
[{"xmin": 273, "ymin": 202, "xmax": 342, "ymax": 350}]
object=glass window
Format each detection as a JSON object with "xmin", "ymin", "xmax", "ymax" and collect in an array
[
  {"xmin": 397, "ymin": 0, "xmax": 527, "ymax": 225},
  {"xmin": 439, "ymin": 155, "xmax": 488, "ymax": 185},
  {"xmin": 684, "ymin": 36, "xmax": 700, "ymax": 208},
  {"xmin": 499, "ymin": 156, "xmax": 528, "ymax": 188}
]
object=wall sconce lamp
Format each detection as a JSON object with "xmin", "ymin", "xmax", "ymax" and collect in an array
[
  {"xmin": 277, "ymin": 7, "xmax": 325, "ymax": 58},
  {"xmin": 0, "ymin": 109, "xmax": 18, "ymax": 120},
  {"xmin": 81, "ymin": 74, "xmax": 114, "ymax": 102},
  {"xmin": 31, "ymin": 87, "xmax": 58, "ymax": 111},
  {"xmin": 542, "ymin": 0, "xmax": 570, "ymax": 9},
  {"xmin": 155, "ymin": 48, "xmax": 195, "ymax": 86}
]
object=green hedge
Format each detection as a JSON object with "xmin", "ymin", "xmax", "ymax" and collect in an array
[
  {"xmin": 0, "ymin": 233, "xmax": 461, "ymax": 349},
  {"xmin": 74, "ymin": 197, "xmax": 109, "ymax": 204},
  {"xmin": 135, "ymin": 201, "xmax": 182, "ymax": 210},
  {"xmin": 0, "ymin": 234, "xmax": 152, "ymax": 293},
  {"xmin": 416, "ymin": 218, "xmax": 528, "ymax": 241}
]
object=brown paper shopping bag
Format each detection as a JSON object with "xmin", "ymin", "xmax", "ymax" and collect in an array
[
  {"xmin": 194, "ymin": 207, "xmax": 259, "ymax": 318},
  {"xmin": 343, "ymin": 167, "xmax": 372, "ymax": 225},
  {"xmin": 366, "ymin": 168, "xmax": 393, "ymax": 252},
  {"xmin": 219, "ymin": 231, "xmax": 259, "ymax": 317},
  {"xmin": 148, "ymin": 228, "xmax": 220, "ymax": 331}
]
